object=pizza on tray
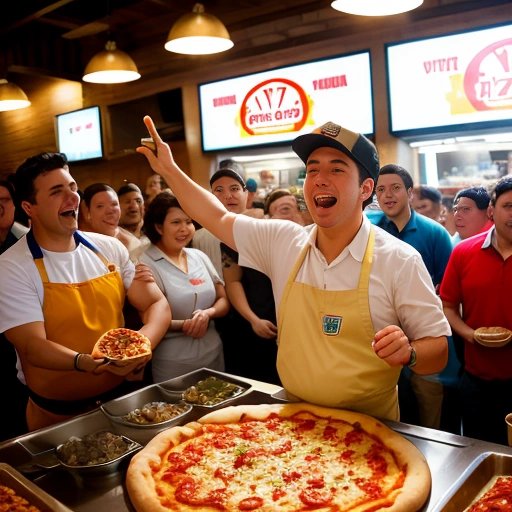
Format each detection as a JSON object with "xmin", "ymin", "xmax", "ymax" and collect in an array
[
  {"xmin": 126, "ymin": 403, "xmax": 431, "ymax": 512},
  {"xmin": 92, "ymin": 327, "xmax": 151, "ymax": 366}
]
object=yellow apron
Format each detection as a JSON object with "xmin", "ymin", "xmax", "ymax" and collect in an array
[
  {"xmin": 277, "ymin": 227, "xmax": 400, "ymax": 420},
  {"xmin": 24, "ymin": 230, "xmax": 126, "ymax": 430}
]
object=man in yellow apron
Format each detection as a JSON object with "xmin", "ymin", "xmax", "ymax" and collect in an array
[
  {"xmin": 138, "ymin": 117, "xmax": 450, "ymax": 421},
  {"xmin": 0, "ymin": 152, "xmax": 171, "ymax": 431}
]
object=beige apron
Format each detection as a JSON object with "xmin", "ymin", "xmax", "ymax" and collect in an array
[
  {"xmin": 24, "ymin": 230, "xmax": 125, "ymax": 430},
  {"xmin": 277, "ymin": 227, "xmax": 400, "ymax": 420}
]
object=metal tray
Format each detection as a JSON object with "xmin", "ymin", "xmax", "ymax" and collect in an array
[
  {"xmin": 101, "ymin": 384, "xmax": 193, "ymax": 444},
  {"xmin": 10, "ymin": 410, "xmax": 142, "ymax": 478},
  {"xmin": 0, "ymin": 462, "xmax": 73, "ymax": 511},
  {"xmin": 438, "ymin": 452, "xmax": 512, "ymax": 511},
  {"xmin": 158, "ymin": 367, "xmax": 250, "ymax": 408}
]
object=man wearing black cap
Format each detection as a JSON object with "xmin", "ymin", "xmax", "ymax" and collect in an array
[{"xmin": 138, "ymin": 116, "xmax": 450, "ymax": 421}]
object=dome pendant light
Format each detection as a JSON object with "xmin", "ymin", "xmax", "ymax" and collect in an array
[
  {"xmin": 83, "ymin": 40, "xmax": 141, "ymax": 84},
  {"xmin": 0, "ymin": 79, "xmax": 31, "ymax": 111},
  {"xmin": 165, "ymin": 3, "xmax": 234, "ymax": 55},
  {"xmin": 331, "ymin": 0, "xmax": 423, "ymax": 16}
]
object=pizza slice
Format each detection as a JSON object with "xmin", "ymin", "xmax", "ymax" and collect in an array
[{"xmin": 126, "ymin": 403, "xmax": 431, "ymax": 512}]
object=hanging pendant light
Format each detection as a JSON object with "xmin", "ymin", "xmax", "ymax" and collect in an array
[
  {"xmin": 165, "ymin": 3, "xmax": 233, "ymax": 55},
  {"xmin": 331, "ymin": 0, "xmax": 423, "ymax": 16},
  {"xmin": 83, "ymin": 40, "xmax": 141, "ymax": 84},
  {"xmin": 0, "ymin": 79, "xmax": 31, "ymax": 112}
]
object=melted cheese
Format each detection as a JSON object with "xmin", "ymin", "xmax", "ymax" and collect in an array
[{"xmin": 153, "ymin": 413, "xmax": 404, "ymax": 511}]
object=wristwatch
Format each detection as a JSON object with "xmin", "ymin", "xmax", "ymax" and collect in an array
[{"xmin": 407, "ymin": 345, "xmax": 417, "ymax": 368}]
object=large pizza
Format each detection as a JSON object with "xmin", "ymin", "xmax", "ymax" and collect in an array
[{"xmin": 126, "ymin": 403, "xmax": 431, "ymax": 512}]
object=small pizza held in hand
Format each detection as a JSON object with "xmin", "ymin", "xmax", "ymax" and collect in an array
[
  {"xmin": 126, "ymin": 403, "xmax": 431, "ymax": 512},
  {"xmin": 93, "ymin": 328, "xmax": 151, "ymax": 367}
]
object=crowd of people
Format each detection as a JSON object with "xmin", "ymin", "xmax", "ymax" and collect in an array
[{"xmin": 0, "ymin": 118, "xmax": 510, "ymax": 447}]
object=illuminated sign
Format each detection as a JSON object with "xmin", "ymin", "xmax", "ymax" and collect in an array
[
  {"xmin": 386, "ymin": 23, "xmax": 512, "ymax": 137},
  {"xmin": 198, "ymin": 52, "xmax": 374, "ymax": 152}
]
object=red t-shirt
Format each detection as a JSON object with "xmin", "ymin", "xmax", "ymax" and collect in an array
[{"xmin": 439, "ymin": 228, "xmax": 512, "ymax": 380}]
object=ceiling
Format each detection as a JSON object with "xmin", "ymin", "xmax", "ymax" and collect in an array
[{"xmin": 1, "ymin": 0, "xmax": 512, "ymax": 83}]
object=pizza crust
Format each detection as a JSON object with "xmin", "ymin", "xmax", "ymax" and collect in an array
[{"xmin": 126, "ymin": 403, "xmax": 431, "ymax": 512}]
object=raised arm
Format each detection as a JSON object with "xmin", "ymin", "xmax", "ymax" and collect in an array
[{"xmin": 137, "ymin": 115, "xmax": 237, "ymax": 249}]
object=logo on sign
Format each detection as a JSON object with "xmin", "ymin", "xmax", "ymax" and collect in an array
[
  {"xmin": 464, "ymin": 38, "xmax": 512, "ymax": 111},
  {"xmin": 240, "ymin": 78, "xmax": 310, "ymax": 136}
]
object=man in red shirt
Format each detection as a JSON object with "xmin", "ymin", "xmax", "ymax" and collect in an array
[{"xmin": 440, "ymin": 175, "xmax": 512, "ymax": 444}]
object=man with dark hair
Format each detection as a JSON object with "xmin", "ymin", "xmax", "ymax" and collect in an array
[
  {"xmin": 440, "ymin": 175, "xmax": 512, "ymax": 444},
  {"xmin": 117, "ymin": 182, "xmax": 145, "ymax": 238},
  {"xmin": 412, "ymin": 185, "xmax": 443, "ymax": 222},
  {"xmin": 367, "ymin": 164, "xmax": 456, "ymax": 431},
  {"xmin": 0, "ymin": 153, "xmax": 171, "ymax": 431},
  {"xmin": 452, "ymin": 186, "xmax": 492, "ymax": 244},
  {"xmin": 139, "ymin": 117, "xmax": 450, "ymax": 421}
]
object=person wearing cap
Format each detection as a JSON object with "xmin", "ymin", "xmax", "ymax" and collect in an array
[
  {"xmin": 197, "ymin": 168, "xmax": 279, "ymax": 383},
  {"xmin": 440, "ymin": 175, "xmax": 512, "ymax": 444},
  {"xmin": 138, "ymin": 116, "xmax": 449, "ymax": 421},
  {"xmin": 451, "ymin": 186, "xmax": 493, "ymax": 245},
  {"xmin": 367, "ymin": 164, "xmax": 457, "ymax": 432}
]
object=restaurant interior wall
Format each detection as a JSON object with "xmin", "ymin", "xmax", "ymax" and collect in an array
[{"xmin": 0, "ymin": 5, "xmax": 509, "ymax": 192}]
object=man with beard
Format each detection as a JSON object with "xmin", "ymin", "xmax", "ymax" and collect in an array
[
  {"xmin": 138, "ymin": 117, "xmax": 449, "ymax": 421},
  {"xmin": 0, "ymin": 153, "xmax": 171, "ymax": 431}
]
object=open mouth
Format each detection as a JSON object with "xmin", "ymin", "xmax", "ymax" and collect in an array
[
  {"xmin": 60, "ymin": 209, "xmax": 77, "ymax": 218},
  {"xmin": 314, "ymin": 194, "xmax": 337, "ymax": 208}
]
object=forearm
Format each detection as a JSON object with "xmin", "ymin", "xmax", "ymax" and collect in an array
[
  {"xmin": 409, "ymin": 335, "xmax": 448, "ymax": 375},
  {"xmin": 138, "ymin": 297, "xmax": 172, "ymax": 349},
  {"xmin": 226, "ymin": 282, "xmax": 260, "ymax": 324},
  {"xmin": 203, "ymin": 296, "xmax": 230, "ymax": 321},
  {"xmin": 443, "ymin": 303, "xmax": 474, "ymax": 343}
]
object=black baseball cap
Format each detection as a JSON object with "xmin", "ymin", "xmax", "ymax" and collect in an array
[
  {"xmin": 209, "ymin": 168, "xmax": 246, "ymax": 189},
  {"xmin": 292, "ymin": 121, "xmax": 379, "ymax": 181}
]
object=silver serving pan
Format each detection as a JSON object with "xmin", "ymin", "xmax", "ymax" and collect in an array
[
  {"xmin": 437, "ymin": 452, "xmax": 512, "ymax": 511},
  {"xmin": 0, "ymin": 462, "xmax": 73, "ymax": 511},
  {"xmin": 101, "ymin": 383, "xmax": 193, "ymax": 444},
  {"xmin": 158, "ymin": 367, "xmax": 250, "ymax": 408},
  {"xmin": 17, "ymin": 432, "xmax": 141, "ymax": 477}
]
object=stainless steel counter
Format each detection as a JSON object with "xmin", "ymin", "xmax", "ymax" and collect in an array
[{"xmin": 1, "ymin": 372, "xmax": 511, "ymax": 512}]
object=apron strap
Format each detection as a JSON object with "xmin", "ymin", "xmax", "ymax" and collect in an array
[{"xmin": 27, "ymin": 230, "xmax": 114, "ymax": 282}]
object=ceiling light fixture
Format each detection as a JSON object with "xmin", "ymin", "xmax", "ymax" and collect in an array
[
  {"xmin": 83, "ymin": 40, "xmax": 141, "ymax": 84},
  {"xmin": 0, "ymin": 79, "xmax": 31, "ymax": 111},
  {"xmin": 165, "ymin": 3, "xmax": 233, "ymax": 55},
  {"xmin": 331, "ymin": 0, "xmax": 423, "ymax": 16}
]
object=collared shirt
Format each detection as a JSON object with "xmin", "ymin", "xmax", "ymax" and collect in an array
[
  {"xmin": 234, "ymin": 215, "xmax": 450, "ymax": 340},
  {"xmin": 366, "ymin": 209, "xmax": 452, "ymax": 287}
]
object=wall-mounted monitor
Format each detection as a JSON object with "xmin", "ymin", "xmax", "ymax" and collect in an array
[
  {"xmin": 55, "ymin": 105, "xmax": 104, "ymax": 162},
  {"xmin": 386, "ymin": 22, "xmax": 512, "ymax": 139},
  {"xmin": 198, "ymin": 51, "xmax": 374, "ymax": 152}
]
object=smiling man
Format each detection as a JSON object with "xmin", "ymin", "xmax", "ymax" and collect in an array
[
  {"xmin": 367, "ymin": 164, "xmax": 456, "ymax": 431},
  {"xmin": 138, "ymin": 117, "xmax": 450, "ymax": 421},
  {"xmin": 0, "ymin": 152, "xmax": 171, "ymax": 431}
]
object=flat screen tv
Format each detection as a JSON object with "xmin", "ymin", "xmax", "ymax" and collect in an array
[
  {"xmin": 386, "ymin": 22, "xmax": 512, "ymax": 139},
  {"xmin": 55, "ymin": 105, "xmax": 104, "ymax": 162},
  {"xmin": 198, "ymin": 51, "xmax": 374, "ymax": 152}
]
